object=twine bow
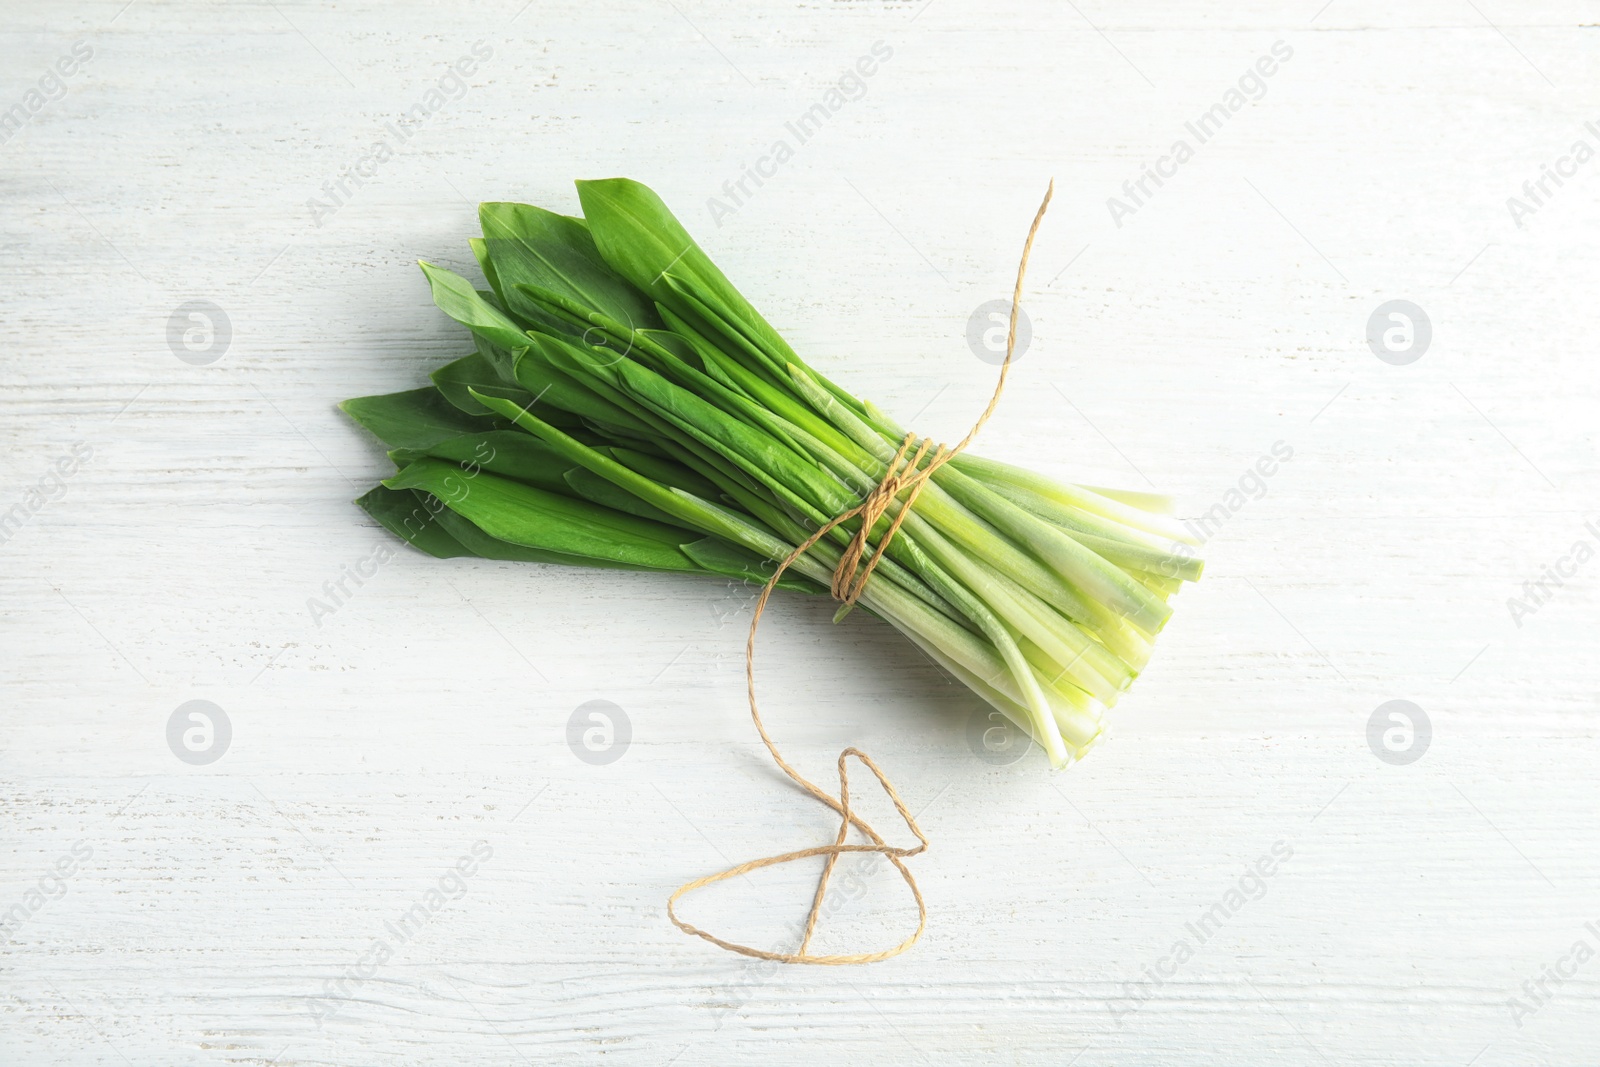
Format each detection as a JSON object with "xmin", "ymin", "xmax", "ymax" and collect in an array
[{"xmin": 667, "ymin": 181, "xmax": 1055, "ymax": 964}]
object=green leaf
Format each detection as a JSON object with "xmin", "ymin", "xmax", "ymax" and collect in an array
[
  {"xmin": 599, "ymin": 445, "xmax": 722, "ymax": 500},
  {"xmin": 562, "ymin": 465, "xmax": 698, "ymax": 529},
  {"xmin": 360, "ymin": 480, "xmax": 670, "ymax": 571},
  {"xmin": 389, "ymin": 430, "xmax": 575, "ymax": 495},
  {"xmin": 355, "ymin": 486, "xmax": 474, "ymax": 558},
  {"xmin": 600, "ymin": 351, "xmax": 851, "ymax": 517},
  {"xmin": 430, "ymin": 352, "xmax": 534, "ymax": 417},
  {"xmin": 472, "ymin": 330, "xmax": 520, "ymax": 382},
  {"xmin": 575, "ymin": 178, "xmax": 800, "ymax": 370},
  {"xmin": 429, "ymin": 505, "xmax": 655, "ymax": 570},
  {"xmin": 418, "ymin": 260, "xmax": 532, "ymax": 352},
  {"xmin": 384, "ymin": 458, "xmax": 704, "ymax": 572},
  {"xmin": 513, "ymin": 337, "xmax": 657, "ymax": 434},
  {"xmin": 678, "ymin": 537, "xmax": 823, "ymax": 594},
  {"xmin": 340, "ymin": 387, "xmax": 498, "ymax": 449},
  {"xmin": 468, "ymin": 388, "xmax": 790, "ymax": 559},
  {"xmin": 478, "ymin": 201, "xmax": 661, "ymax": 333},
  {"xmin": 468, "ymin": 237, "xmax": 505, "ymax": 307}
]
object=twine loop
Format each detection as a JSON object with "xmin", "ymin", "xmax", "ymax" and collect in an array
[{"xmin": 667, "ymin": 181, "xmax": 1054, "ymax": 964}]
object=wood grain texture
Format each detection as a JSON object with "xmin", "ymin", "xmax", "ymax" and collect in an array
[{"xmin": 2, "ymin": 0, "xmax": 1598, "ymax": 1063}]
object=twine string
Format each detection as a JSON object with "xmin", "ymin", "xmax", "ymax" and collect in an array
[{"xmin": 666, "ymin": 181, "xmax": 1055, "ymax": 965}]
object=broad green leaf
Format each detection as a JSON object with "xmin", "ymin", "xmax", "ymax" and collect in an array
[
  {"xmin": 389, "ymin": 430, "xmax": 574, "ymax": 495},
  {"xmin": 599, "ymin": 445, "xmax": 721, "ymax": 500},
  {"xmin": 431, "ymin": 352, "xmax": 534, "ymax": 417},
  {"xmin": 356, "ymin": 486, "xmax": 474, "ymax": 558},
  {"xmin": 599, "ymin": 351, "xmax": 851, "ymax": 517},
  {"xmin": 513, "ymin": 337, "xmax": 656, "ymax": 434},
  {"xmin": 478, "ymin": 201, "xmax": 661, "ymax": 333},
  {"xmin": 429, "ymin": 505, "xmax": 653, "ymax": 570},
  {"xmin": 468, "ymin": 388, "xmax": 781, "ymax": 556},
  {"xmin": 468, "ymin": 237, "xmax": 504, "ymax": 306},
  {"xmin": 574, "ymin": 179, "xmax": 793, "ymax": 362},
  {"xmin": 384, "ymin": 458, "xmax": 703, "ymax": 572},
  {"xmin": 360, "ymin": 482, "xmax": 661, "ymax": 571},
  {"xmin": 418, "ymin": 260, "xmax": 532, "ymax": 352},
  {"xmin": 562, "ymin": 465, "xmax": 697, "ymax": 529},
  {"xmin": 678, "ymin": 537, "xmax": 822, "ymax": 594},
  {"xmin": 341, "ymin": 387, "xmax": 498, "ymax": 449},
  {"xmin": 472, "ymin": 331, "xmax": 519, "ymax": 382}
]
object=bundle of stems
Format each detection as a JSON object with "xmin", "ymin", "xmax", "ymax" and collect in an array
[{"xmin": 342, "ymin": 179, "xmax": 1202, "ymax": 768}]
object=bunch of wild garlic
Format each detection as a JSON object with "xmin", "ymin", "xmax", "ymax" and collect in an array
[{"xmin": 342, "ymin": 179, "xmax": 1201, "ymax": 766}]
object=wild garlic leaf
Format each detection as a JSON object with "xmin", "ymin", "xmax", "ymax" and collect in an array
[
  {"xmin": 340, "ymin": 388, "xmax": 497, "ymax": 450},
  {"xmin": 355, "ymin": 486, "xmax": 474, "ymax": 558},
  {"xmin": 576, "ymin": 178, "xmax": 800, "ymax": 371},
  {"xmin": 678, "ymin": 537, "xmax": 822, "ymax": 594},
  {"xmin": 562, "ymin": 465, "xmax": 698, "ymax": 530},
  {"xmin": 468, "ymin": 237, "xmax": 505, "ymax": 307},
  {"xmin": 429, "ymin": 505, "xmax": 654, "ymax": 570},
  {"xmin": 388, "ymin": 430, "xmax": 574, "ymax": 495},
  {"xmin": 514, "ymin": 337, "xmax": 655, "ymax": 433},
  {"xmin": 431, "ymin": 352, "xmax": 534, "ymax": 417},
  {"xmin": 478, "ymin": 202, "xmax": 661, "ymax": 334},
  {"xmin": 598, "ymin": 445, "xmax": 722, "ymax": 501},
  {"xmin": 385, "ymin": 458, "xmax": 703, "ymax": 571},
  {"xmin": 418, "ymin": 260, "xmax": 531, "ymax": 352}
]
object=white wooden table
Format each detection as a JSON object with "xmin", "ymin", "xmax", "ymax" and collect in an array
[{"xmin": 4, "ymin": 1, "xmax": 1597, "ymax": 1063}]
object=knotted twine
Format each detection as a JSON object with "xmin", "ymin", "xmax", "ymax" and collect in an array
[{"xmin": 666, "ymin": 182, "xmax": 1055, "ymax": 965}]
